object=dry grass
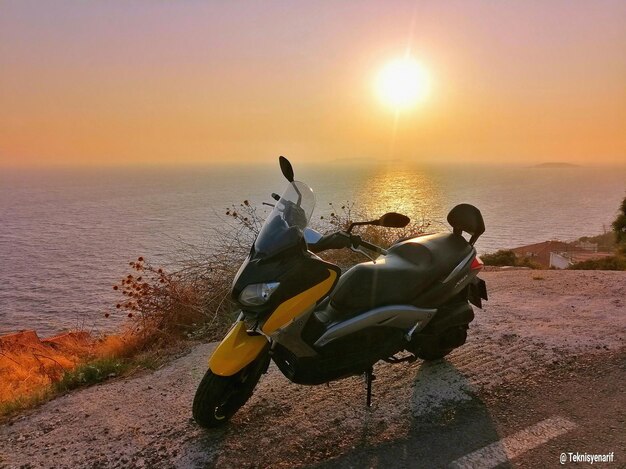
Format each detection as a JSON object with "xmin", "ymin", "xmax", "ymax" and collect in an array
[
  {"xmin": 0, "ymin": 329, "xmax": 180, "ymax": 420},
  {"xmin": 0, "ymin": 332, "xmax": 91, "ymax": 418}
]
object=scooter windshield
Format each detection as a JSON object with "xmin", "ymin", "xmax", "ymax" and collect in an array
[{"xmin": 254, "ymin": 181, "xmax": 315, "ymax": 257}]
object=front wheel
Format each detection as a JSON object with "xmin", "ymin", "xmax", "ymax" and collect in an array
[{"xmin": 192, "ymin": 351, "xmax": 269, "ymax": 428}]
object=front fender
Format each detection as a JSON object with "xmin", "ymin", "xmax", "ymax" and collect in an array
[{"xmin": 209, "ymin": 321, "xmax": 269, "ymax": 376}]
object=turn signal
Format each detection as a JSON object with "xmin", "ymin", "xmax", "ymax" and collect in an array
[{"xmin": 470, "ymin": 256, "xmax": 484, "ymax": 271}]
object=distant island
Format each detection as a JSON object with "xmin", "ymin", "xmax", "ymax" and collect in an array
[{"xmin": 532, "ymin": 162, "xmax": 581, "ymax": 168}]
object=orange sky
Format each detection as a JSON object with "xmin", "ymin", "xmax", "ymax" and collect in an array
[{"xmin": 1, "ymin": 1, "xmax": 625, "ymax": 167}]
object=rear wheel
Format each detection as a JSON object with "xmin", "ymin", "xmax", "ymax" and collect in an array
[
  {"xmin": 413, "ymin": 326, "xmax": 468, "ymax": 361},
  {"xmin": 192, "ymin": 351, "xmax": 269, "ymax": 428}
]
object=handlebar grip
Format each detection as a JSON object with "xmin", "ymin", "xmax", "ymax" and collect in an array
[
  {"xmin": 309, "ymin": 232, "xmax": 351, "ymax": 253},
  {"xmin": 310, "ymin": 231, "xmax": 386, "ymax": 255}
]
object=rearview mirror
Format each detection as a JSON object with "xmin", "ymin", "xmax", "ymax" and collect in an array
[
  {"xmin": 347, "ymin": 212, "xmax": 411, "ymax": 233},
  {"xmin": 378, "ymin": 212, "xmax": 410, "ymax": 228},
  {"xmin": 279, "ymin": 156, "xmax": 294, "ymax": 182}
]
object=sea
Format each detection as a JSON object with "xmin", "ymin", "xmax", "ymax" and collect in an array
[{"xmin": 1, "ymin": 162, "xmax": 625, "ymax": 336}]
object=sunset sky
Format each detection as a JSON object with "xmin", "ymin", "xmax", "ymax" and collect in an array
[{"xmin": 1, "ymin": 0, "xmax": 625, "ymax": 167}]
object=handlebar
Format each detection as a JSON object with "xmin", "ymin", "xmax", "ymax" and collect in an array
[
  {"xmin": 309, "ymin": 230, "xmax": 387, "ymax": 256},
  {"xmin": 349, "ymin": 234, "xmax": 388, "ymax": 256}
]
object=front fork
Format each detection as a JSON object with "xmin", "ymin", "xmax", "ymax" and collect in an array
[{"xmin": 208, "ymin": 317, "xmax": 270, "ymax": 377}]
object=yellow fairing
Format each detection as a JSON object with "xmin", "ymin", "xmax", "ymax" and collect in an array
[
  {"xmin": 209, "ymin": 321, "xmax": 268, "ymax": 376},
  {"xmin": 262, "ymin": 269, "xmax": 337, "ymax": 334}
]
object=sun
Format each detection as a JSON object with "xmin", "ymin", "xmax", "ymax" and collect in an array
[{"xmin": 376, "ymin": 57, "xmax": 431, "ymax": 110}]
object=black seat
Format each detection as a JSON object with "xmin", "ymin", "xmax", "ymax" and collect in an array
[{"xmin": 327, "ymin": 233, "xmax": 472, "ymax": 317}]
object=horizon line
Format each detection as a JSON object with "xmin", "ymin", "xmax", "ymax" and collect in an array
[{"xmin": 2, "ymin": 159, "xmax": 626, "ymax": 171}]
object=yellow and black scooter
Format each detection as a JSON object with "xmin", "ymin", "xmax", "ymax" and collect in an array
[{"xmin": 193, "ymin": 156, "xmax": 488, "ymax": 428}]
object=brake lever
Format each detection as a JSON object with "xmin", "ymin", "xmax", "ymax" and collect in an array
[
  {"xmin": 351, "ymin": 246, "xmax": 377, "ymax": 263},
  {"xmin": 349, "ymin": 234, "xmax": 362, "ymax": 248}
]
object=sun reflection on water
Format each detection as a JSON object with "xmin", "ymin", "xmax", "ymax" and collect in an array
[{"xmin": 354, "ymin": 165, "xmax": 449, "ymax": 229}]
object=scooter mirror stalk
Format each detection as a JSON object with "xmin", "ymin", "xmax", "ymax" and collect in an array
[
  {"xmin": 279, "ymin": 156, "xmax": 295, "ymax": 182},
  {"xmin": 346, "ymin": 212, "xmax": 410, "ymax": 233}
]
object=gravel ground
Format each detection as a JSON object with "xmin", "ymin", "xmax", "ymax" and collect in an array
[{"xmin": 0, "ymin": 270, "xmax": 624, "ymax": 468}]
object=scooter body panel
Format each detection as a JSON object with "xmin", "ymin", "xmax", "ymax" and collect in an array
[
  {"xmin": 262, "ymin": 269, "xmax": 337, "ymax": 334},
  {"xmin": 313, "ymin": 304, "xmax": 436, "ymax": 348},
  {"xmin": 209, "ymin": 321, "xmax": 269, "ymax": 376}
]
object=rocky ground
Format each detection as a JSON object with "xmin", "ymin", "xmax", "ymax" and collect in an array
[{"xmin": 0, "ymin": 270, "xmax": 624, "ymax": 468}]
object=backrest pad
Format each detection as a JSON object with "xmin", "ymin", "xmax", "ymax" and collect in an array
[{"xmin": 446, "ymin": 204, "xmax": 485, "ymax": 244}]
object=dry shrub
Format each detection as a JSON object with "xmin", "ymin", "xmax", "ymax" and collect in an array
[
  {"xmin": 569, "ymin": 255, "xmax": 626, "ymax": 271},
  {"xmin": 110, "ymin": 258, "xmax": 214, "ymax": 348},
  {"xmin": 105, "ymin": 200, "xmax": 434, "ymax": 347},
  {"xmin": 102, "ymin": 199, "xmax": 267, "ymax": 349},
  {"xmin": 482, "ymin": 249, "xmax": 542, "ymax": 269},
  {"xmin": 316, "ymin": 202, "xmax": 436, "ymax": 269}
]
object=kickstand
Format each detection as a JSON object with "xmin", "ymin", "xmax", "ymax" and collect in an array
[{"xmin": 364, "ymin": 367, "xmax": 375, "ymax": 407}]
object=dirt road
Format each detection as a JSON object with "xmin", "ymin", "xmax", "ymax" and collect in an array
[{"xmin": 1, "ymin": 271, "xmax": 624, "ymax": 468}]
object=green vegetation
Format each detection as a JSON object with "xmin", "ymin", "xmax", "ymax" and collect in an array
[
  {"xmin": 481, "ymin": 250, "xmax": 516, "ymax": 266},
  {"xmin": 481, "ymin": 249, "xmax": 541, "ymax": 269},
  {"xmin": 576, "ymin": 232, "xmax": 616, "ymax": 252},
  {"xmin": 612, "ymin": 195, "xmax": 626, "ymax": 254},
  {"xmin": 570, "ymin": 195, "xmax": 626, "ymax": 271},
  {"xmin": 53, "ymin": 358, "xmax": 131, "ymax": 393},
  {"xmin": 569, "ymin": 256, "xmax": 626, "ymax": 271},
  {"xmin": 0, "ymin": 389, "xmax": 53, "ymax": 420}
]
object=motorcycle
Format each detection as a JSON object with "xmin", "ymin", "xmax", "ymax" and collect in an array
[{"xmin": 193, "ymin": 156, "xmax": 488, "ymax": 428}]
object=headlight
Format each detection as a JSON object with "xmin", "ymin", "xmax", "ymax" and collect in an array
[{"xmin": 239, "ymin": 282, "xmax": 280, "ymax": 306}]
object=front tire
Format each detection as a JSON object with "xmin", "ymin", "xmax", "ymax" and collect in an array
[{"xmin": 192, "ymin": 351, "xmax": 269, "ymax": 428}]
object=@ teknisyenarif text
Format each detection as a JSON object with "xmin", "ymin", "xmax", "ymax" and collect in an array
[{"xmin": 560, "ymin": 452, "xmax": 615, "ymax": 464}]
